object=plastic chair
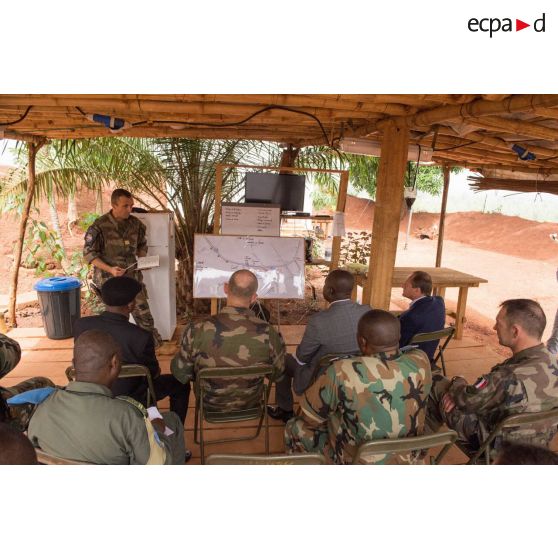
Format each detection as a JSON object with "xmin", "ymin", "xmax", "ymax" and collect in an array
[
  {"xmin": 467, "ymin": 407, "xmax": 558, "ymax": 465},
  {"xmin": 65, "ymin": 364, "xmax": 158, "ymax": 408},
  {"xmin": 35, "ymin": 448, "xmax": 92, "ymax": 465},
  {"xmin": 194, "ymin": 365, "xmax": 274, "ymax": 464},
  {"xmin": 205, "ymin": 453, "xmax": 327, "ymax": 465},
  {"xmin": 352, "ymin": 430, "xmax": 458, "ymax": 464},
  {"xmin": 410, "ymin": 326, "xmax": 455, "ymax": 376}
]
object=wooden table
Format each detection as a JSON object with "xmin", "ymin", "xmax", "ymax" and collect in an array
[{"xmin": 349, "ymin": 266, "xmax": 488, "ymax": 340}]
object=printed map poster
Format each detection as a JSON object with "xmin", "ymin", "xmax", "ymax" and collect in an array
[{"xmin": 193, "ymin": 234, "xmax": 305, "ymax": 299}]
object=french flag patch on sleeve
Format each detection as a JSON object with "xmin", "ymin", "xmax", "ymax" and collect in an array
[{"xmin": 474, "ymin": 377, "xmax": 488, "ymax": 390}]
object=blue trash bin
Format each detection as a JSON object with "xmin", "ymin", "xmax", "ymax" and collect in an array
[{"xmin": 34, "ymin": 277, "xmax": 82, "ymax": 340}]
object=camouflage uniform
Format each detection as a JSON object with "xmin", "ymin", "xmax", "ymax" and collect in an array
[
  {"xmin": 285, "ymin": 349, "xmax": 432, "ymax": 464},
  {"xmin": 171, "ymin": 306, "xmax": 285, "ymax": 413},
  {"xmin": 0, "ymin": 333, "xmax": 55, "ymax": 430},
  {"xmin": 83, "ymin": 211, "xmax": 162, "ymax": 346},
  {"xmin": 28, "ymin": 382, "xmax": 186, "ymax": 464},
  {"xmin": 425, "ymin": 343, "xmax": 558, "ymax": 456}
]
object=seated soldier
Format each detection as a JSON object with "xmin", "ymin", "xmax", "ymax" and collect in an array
[
  {"xmin": 268, "ymin": 269, "xmax": 371, "ymax": 423},
  {"xmin": 425, "ymin": 299, "xmax": 558, "ymax": 457},
  {"xmin": 73, "ymin": 276, "xmax": 190, "ymax": 426},
  {"xmin": 285, "ymin": 309, "xmax": 432, "ymax": 464},
  {"xmin": 0, "ymin": 423, "xmax": 38, "ymax": 464},
  {"xmin": 171, "ymin": 269, "xmax": 285, "ymax": 414},
  {"xmin": 28, "ymin": 330, "xmax": 186, "ymax": 464},
  {"xmin": 399, "ymin": 271, "xmax": 446, "ymax": 361},
  {"xmin": 0, "ymin": 332, "xmax": 54, "ymax": 431}
]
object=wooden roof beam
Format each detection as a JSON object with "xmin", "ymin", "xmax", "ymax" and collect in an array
[{"xmin": 467, "ymin": 116, "xmax": 558, "ymax": 142}]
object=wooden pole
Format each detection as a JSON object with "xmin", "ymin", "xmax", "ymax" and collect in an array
[
  {"xmin": 330, "ymin": 170, "xmax": 349, "ymax": 270},
  {"xmin": 362, "ymin": 120, "xmax": 409, "ymax": 309},
  {"xmin": 7, "ymin": 141, "xmax": 43, "ymax": 328},
  {"xmin": 435, "ymin": 166, "xmax": 450, "ymax": 268},
  {"xmin": 210, "ymin": 164, "xmax": 224, "ymax": 316}
]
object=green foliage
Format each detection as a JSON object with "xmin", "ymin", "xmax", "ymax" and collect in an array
[
  {"xmin": 339, "ymin": 231, "xmax": 372, "ymax": 266},
  {"xmin": 78, "ymin": 212, "xmax": 100, "ymax": 232},
  {"xmin": 23, "ymin": 218, "xmax": 101, "ymax": 313}
]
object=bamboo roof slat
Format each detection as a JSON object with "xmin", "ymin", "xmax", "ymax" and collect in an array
[{"xmin": 4, "ymin": 94, "xmax": 558, "ymax": 173}]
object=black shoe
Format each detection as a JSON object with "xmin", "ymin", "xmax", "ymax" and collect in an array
[
  {"xmin": 267, "ymin": 405, "xmax": 294, "ymax": 423},
  {"xmin": 184, "ymin": 449, "xmax": 193, "ymax": 463}
]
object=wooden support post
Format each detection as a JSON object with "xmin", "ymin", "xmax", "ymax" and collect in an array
[
  {"xmin": 435, "ymin": 166, "xmax": 450, "ymax": 268},
  {"xmin": 211, "ymin": 164, "xmax": 224, "ymax": 316},
  {"xmin": 330, "ymin": 170, "xmax": 349, "ymax": 270},
  {"xmin": 362, "ymin": 120, "xmax": 409, "ymax": 309},
  {"xmin": 7, "ymin": 141, "xmax": 43, "ymax": 328}
]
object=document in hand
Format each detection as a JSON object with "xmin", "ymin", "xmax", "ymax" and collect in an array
[{"xmin": 137, "ymin": 255, "xmax": 160, "ymax": 270}]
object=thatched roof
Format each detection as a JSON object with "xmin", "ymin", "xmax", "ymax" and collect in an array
[{"xmin": 3, "ymin": 94, "xmax": 558, "ymax": 173}]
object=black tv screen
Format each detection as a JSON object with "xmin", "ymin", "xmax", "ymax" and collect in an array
[{"xmin": 245, "ymin": 173, "xmax": 305, "ymax": 212}]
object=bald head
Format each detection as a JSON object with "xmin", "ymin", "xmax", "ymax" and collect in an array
[
  {"xmin": 357, "ymin": 310, "xmax": 401, "ymax": 355},
  {"xmin": 74, "ymin": 330, "xmax": 121, "ymax": 384},
  {"xmin": 226, "ymin": 269, "xmax": 259, "ymax": 307},
  {"xmin": 0, "ymin": 423, "xmax": 37, "ymax": 465},
  {"xmin": 323, "ymin": 269, "xmax": 355, "ymax": 302}
]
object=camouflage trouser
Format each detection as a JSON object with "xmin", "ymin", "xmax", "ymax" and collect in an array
[
  {"xmin": 93, "ymin": 277, "xmax": 163, "ymax": 347},
  {"xmin": 425, "ymin": 375, "xmax": 485, "ymax": 457},
  {"xmin": 1, "ymin": 377, "xmax": 55, "ymax": 431},
  {"xmin": 284, "ymin": 417, "xmax": 334, "ymax": 462}
]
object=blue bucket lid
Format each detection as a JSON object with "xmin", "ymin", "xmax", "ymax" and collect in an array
[{"xmin": 34, "ymin": 276, "xmax": 82, "ymax": 292}]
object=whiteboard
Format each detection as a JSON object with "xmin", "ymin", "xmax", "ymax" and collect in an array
[
  {"xmin": 193, "ymin": 234, "xmax": 305, "ymax": 299},
  {"xmin": 221, "ymin": 203, "xmax": 281, "ymax": 236}
]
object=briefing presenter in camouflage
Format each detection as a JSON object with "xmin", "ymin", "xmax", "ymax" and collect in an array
[
  {"xmin": 83, "ymin": 188, "xmax": 162, "ymax": 346},
  {"xmin": 425, "ymin": 299, "xmax": 558, "ymax": 457},
  {"xmin": 0, "ymin": 333, "xmax": 55, "ymax": 429},
  {"xmin": 171, "ymin": 269, "xmax": 285, "ymax": 414},
  {"xmin": 285, "ymin": 310, "xmax": 432, "ymax": 464}
]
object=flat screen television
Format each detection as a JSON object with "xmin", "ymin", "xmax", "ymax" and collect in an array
[{"xmin": 244, "ymin": 172, "xmax": 305, "ymax": 212}]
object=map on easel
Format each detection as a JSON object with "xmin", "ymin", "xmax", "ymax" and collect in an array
[{"xmin": 193, "ymin": 234, "xmax": 304, "ymax": 299}]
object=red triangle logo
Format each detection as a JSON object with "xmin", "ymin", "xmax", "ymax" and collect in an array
[{"xmin": 516, "ymin": 19, "xmax": 530, "ymax": 31}]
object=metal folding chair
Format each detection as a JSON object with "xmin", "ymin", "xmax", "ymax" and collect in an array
[
  {"xmin": 206, "ymin": 453, "xmax": 327, "ymax": 465},
  {"xmin": 352, "ymin": 430, "xmax": 458, "ymax": 464},
  {"xmin": 65, "ymin": 364, "xmax": 157, "ymax": 407},
  {"xmin": 194, "ymin": 364, "xmax": 274, "ymax": 464},
  {"xmin": 410, "ymin": 326, "xmax": 455, "ymax": 376},
  {"xmin": 468, "ymin": 407, "xmax": 558, "ymax": 465}
]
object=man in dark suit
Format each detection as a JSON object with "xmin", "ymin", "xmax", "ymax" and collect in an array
[
  {"xmin": 73, "ymin": 277, "xmax": 190, "ymax": 426},
  {"xmin": 268, "ymin": 269, "xmax": 371, "ymax": 422},
  {"xmin": 399, "ymin": 271, "xmax": 446, "ymax": 361}
]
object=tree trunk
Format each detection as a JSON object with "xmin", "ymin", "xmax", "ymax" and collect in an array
[
  {"xmin": 8, "ymin": 142, "xmax": 43, "ymax": 328},
  {"xmin": 67, "ymin": 191, "xmax": 78, "ymax": 236},
  {"xmin": 48, "ymin": 195, "xmax": 66, "ymax": 255},
  {"xmin": 95, "ymin": 188, "xmax": 103, "ymax": 214}
]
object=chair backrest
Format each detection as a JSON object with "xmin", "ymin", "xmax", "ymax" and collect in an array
[
  {"xmin": 469, "ymin": 407, "xmax": 558, "ymax": 464},
  {"xmin": 206, "ymin": 453, "xmax": 327, "ymax": 465},
  {"xmin": 194, "ymin": 364, "xmax": 275, "ymax": 422},
  {"xmin": 410, "ymin": 326, "xmax": 455, "ymax": 345},
  {"xmin": 352, "ymin": 430, "xmax": 458, "ymax": 464},
  {"xmin": 65, "ymin": 364, "xmax": 157, "ymax": 406},
  {"xmin": 317, "ymin": 352, "xmax": 360, "ymax": 370},
  {"xmin": 197, "ymin": 365, "xmax": 274, "ymax": 381},
  {"xmin": 35, "ymin": 448, "xmax": 92, "ymax": 465}
]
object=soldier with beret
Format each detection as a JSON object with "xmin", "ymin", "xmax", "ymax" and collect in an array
[
  {"xmin": 73, "ymin": 276, "xmax": 190, "ymax": 431},
  {"xmin": 83, "ymin": 188, "xmax": 162, "ymax": 347}
]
